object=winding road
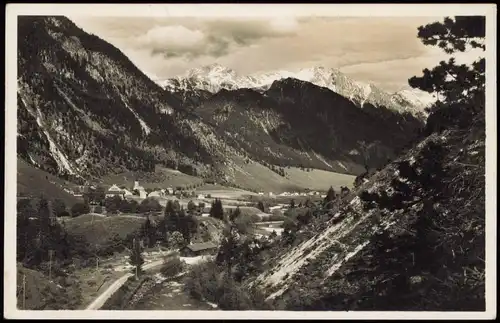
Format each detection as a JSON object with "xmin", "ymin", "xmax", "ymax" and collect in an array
[
  {"xmin": 85, "ymin": 253, "xmax": 211, "ymax": 310},
  {"xmin": 85, "ymin": 259, "xmax": 166, "ymax": 310}
]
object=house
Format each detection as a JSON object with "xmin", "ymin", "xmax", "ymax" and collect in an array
[
  {"xmin": 148, "ymin": 190, "xmax": 164, "ymax": 198},
  {"xmin": 106, "ymin": 184, "xmax": 125, "ymax": 199},
  {"xmin": 197, "ymin": 194, "xmax": 205, "ymax": 199},
  {"xmin": 258, "ymin": 192, "xmax": 264, "ymax": 195},
  {"xmin": 166, "ymin": 187, "xmax": 174, "ymax": 195},
  {"xmin": 268, "ymin": 192, "xmax": 274, "ymax": 197},
  {"xmin": 123, "ymin": 189, "xmax": 134, "ymax": 197},
  {"xmin": 180, "ymin": 241, "xmax": 218, "ymax": 257}
]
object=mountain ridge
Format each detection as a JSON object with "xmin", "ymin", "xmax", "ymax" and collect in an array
[{"xmin": 158, "ymin": 63, "xmax": 436, "ymax": 119}]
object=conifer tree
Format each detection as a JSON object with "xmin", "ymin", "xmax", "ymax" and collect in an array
[
  {"xmin": 210, "ymin": 198, "xmax": 224, "ymax": 220},
  {"xmin": 408, "ymin": 16, "xmax": 485, "ymax": 133},
  {"xmin": 129, "ymin": 238, "xmax": 145, "ymax": 277},
  {"xmin": 323, "ymin": 186, "xmax": 336, "ymax": 210}
]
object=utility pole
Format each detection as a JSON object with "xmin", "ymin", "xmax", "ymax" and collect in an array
[
  {"xmin": 22, "ymin": 274, "xmax": 26, "ymax": 310},
  {"xmin": 48, "ymin": 250, "xmax": 53, "ymax": 281},
  {"xmin": 133, "ymin": 237, "xmax": 138, "ymax": 280}
]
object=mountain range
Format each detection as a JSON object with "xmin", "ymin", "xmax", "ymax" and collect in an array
[
  {"xmin": 17, "ymin": 16, "xmax": 429, "ymax": 191},
  {"xmin": 158, "ymin": 63, "xmax": 436, "ymax": 119}
]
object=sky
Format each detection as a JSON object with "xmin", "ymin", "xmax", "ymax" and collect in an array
[{"xmin": 69, "ymin": 15, "xmax": 481, "ymax": 93}]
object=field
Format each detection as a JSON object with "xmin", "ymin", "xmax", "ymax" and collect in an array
[
  {"xmin": 63, "ymin": 214, "xmax": 146, "ymax": 247},
  {"xmin": 98, "ymin": 159, "xmax": 356, "ymax": 197},
  {"xmin": 229, "ymin": 158, "xmax": 356, "ymax": 193},
  {"xmin": 99, "ymin": 166, "xmax": 204, "ymax": 190},
  {"xmin": 17, "ymin": 159, "xmax": 82, "ymax": 206}
]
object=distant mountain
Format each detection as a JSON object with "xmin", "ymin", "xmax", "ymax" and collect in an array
[
  {"xmin": 191, "ymin": 77, "xmax": 424, "ymax": 176},
  {"xmin": 158, "ymin": 64, "xmax": 436, "ymax": 119}
]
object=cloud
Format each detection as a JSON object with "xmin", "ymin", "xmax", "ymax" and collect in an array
[
  {"xmin": 134, "ymin": 25, "xmax": 206, "ymax": 58},
  {"xmin": 103, "ymin": 16, "xmax": 301, "ymax": 60},
  {"xmin": 70, "ymin": 15, "xmax": 469, "ymax": 91}
]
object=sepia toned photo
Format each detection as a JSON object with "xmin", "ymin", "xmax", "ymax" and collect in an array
[{"xmin": 4, "ymin": 3, "xmax": 497, "ymax": 320}]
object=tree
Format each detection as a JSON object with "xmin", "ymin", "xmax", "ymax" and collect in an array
[
  {"xmin": 257, "ymin": 201, "xmax": 266, "ymax": 212},
  {"xmin": 187, "ymin": 200, "xmax": 197, "ymax": 214},
  {"xmin": 216, "ymin": 225, "xmax": 239, "ymax": 273},
  {"xmin": 104, "ymin": 196, "xmax": 121, "ymax": 214},
  {"xmin": 129, "ymin": 238, "xmax": 145, "ymax": 277},
  {"xmin": 142, "ymin": 217, "xmax": 155, "ymax": 248},
  {"xmin": 71, "ymin": 202, "xmax": 90, "ymax": 218},
  {"xmin": 179, "ymin": 211, "xmax": 198, "ymax": 244},
  {"xmin": 164, "ymin": 200, "xmax": 180, "ymax": 234},
  {"xmin": 167, "ymin": 231, "xmax": 185, "ymax": 250},
  {"xmin": 408, "ymin": 16, "xmax": 485, "ymax": 132},
  {"xmin": 52, "ymin": 199, "xmax": 67, "ymax": 217},
  {"xmin": 210, "ymin": 198, "xmax": 224, "ymax": 220},
  {"xmin": 138, "ymin": 197, "xmax": 162, "ymax": 214},
  {"xmin": 290, "ymin": 199, "xmax": 296, "ymax": 209},
  {"xmin": 297, "ymin": 209, "xmax": 313, "ymax": 227},
  {"xmin": 323, "ymin": 186, "xmax": 336, "ymax": 210},
  {"xmin": 230, "ymin": 207, "xmax": 242, "ymax": 222},
  {"xmin": 17, "ymin": 199, "xmax": 36, "ymax": 263}
]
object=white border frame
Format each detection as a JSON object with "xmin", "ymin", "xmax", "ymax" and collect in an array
[{"xmin": 4, "ymin": 3, "xmax": 497, "ymax": 320}]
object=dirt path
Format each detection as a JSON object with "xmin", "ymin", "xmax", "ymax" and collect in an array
[{"xmin": 132, "ymin": 277, "xmax": 217, "ymax": 310}]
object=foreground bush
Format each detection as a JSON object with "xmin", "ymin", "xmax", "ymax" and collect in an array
[{"xmin": 184, "ymin": 261, "xmax": 273, "ymax": 310}]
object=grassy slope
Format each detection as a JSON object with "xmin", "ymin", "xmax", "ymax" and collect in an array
[
  {"xmin": 99, "ymin": 157, "xmax": 355, "ymax": 194},
  {"xmin": 64, "ymin": 214, "xmax": 146, "ymax": 247},
  {"xmin": 17, "ymin": 264, "xmax": 83, "ymax": 310},
  {"xmin": 99, "ymin": 166, "xmax": 204, "ymax": 190},
  {"xmin": 17, "ymin": 158, "xmax": 81, "ymax": 205},
  {"xmin": 230, "ymin": 157, "xmax": 356, "ymax": 193}
]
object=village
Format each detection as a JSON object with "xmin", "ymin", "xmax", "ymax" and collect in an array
[{"xmin": 47, "ymin": 177, "xmax": 355, "ymax": 262}]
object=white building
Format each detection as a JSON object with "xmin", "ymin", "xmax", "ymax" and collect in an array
[
  {"xmin": 197, "ymin": 194, "xmax": 205, "ymax": 199},
  {"xmin": 268, "ymin": 192, "xmax": 274, "ymax": 197},
  {"xmin": 106, "ymin": 184, "xmax": 124, "ymax": 199},
  {"xmin": 133, "ymin": 181, "xmax": 147, "ymax": 199},
  {"xmin": 166, "ymin": 187, "xmax": 174, "ymax": 195},
  {"xmin": 148, "ymin": 190, "xmax": 164, "ymax": 198}
]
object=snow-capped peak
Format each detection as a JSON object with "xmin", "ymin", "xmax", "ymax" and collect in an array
[{"xmin": 157, "ymin": 64, "xmax": 436, "ymax": 118}]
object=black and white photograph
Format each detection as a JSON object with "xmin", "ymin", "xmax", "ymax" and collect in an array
[{"xmin": 4, "ymin": 3, "xmax": 497, "ymax": 320}]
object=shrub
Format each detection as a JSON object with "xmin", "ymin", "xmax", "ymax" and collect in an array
[
  {"xmin": 161, "ymin": 256, "xmax": 184, "ymax": 277},
  {"xmin": 184, "ymin": 261, "xmax": 273, "ymax": 310},
  {"xmin": 71, "ymin": 202, "xmax": 90, "ymax": 217}
]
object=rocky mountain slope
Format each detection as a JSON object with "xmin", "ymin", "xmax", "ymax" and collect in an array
[
  {"xmin": 17, "ymin": 16, "xmax": 243, "ymax": 183},
  {"xmin": 244, "ymin": 113, "xmax": 485, "ymax": 311},
  {"xmin": 158, "ymin": 64, "xmax": 436, "ymax": 119},
  {"xmin": 191, "ymin": 77, "xmax": 424, "ymax": 175}
]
